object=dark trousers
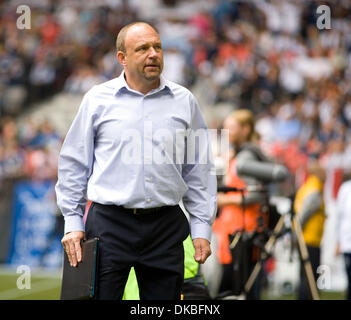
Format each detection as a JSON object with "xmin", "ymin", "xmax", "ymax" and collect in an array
[
  {"xmin": 298, "ymin": 245, "xmax": 320, "ymax": 300},
  {"xmin": 344, "ymin": 253, "xmax": 351, "ymax": 300},
  {"xmin": 85, "ymin": 202, "xmax": 190, "ymax": 300}
]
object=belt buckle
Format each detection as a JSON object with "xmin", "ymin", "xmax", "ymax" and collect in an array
[{"xmin": 133, "ymin": 208, "xmax": 137, "ymax": 214}]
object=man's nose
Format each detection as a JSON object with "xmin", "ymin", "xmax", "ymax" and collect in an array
[{"xmin": 148, "ymin": 47, "xmax": 159, "ymax": 58}]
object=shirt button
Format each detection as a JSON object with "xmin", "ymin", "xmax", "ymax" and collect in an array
[
  {"xmin": 146, "ymin": 198, "xmax": 151, "ymax": 203},
  {"xmin": 146, "ymin": 177, "xmax": 151, "ymax": 182}
]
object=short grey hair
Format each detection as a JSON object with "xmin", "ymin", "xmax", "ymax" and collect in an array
[{"xmin": 116, "ymin": 22, "xmax": 158, "ymax": 53}]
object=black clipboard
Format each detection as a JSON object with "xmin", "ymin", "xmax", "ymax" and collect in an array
[{"xmin": 60, "ymin": 237, "xmax": 99, "ymax": 300}]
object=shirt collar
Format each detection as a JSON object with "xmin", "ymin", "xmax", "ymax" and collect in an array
[{"xmin": 113, "ymin": 71, "xmax": 174, "ymax": 96}]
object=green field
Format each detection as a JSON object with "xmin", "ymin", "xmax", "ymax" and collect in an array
[
  {"xmin": 0, "ymin": 267, "xmax": 346, "ymax": 300},
  {"xmin": 0, "ymin": 267, "xmax": 62, "ymax": 300}
]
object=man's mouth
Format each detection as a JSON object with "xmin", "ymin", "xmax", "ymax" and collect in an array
[{"xmin": 145, "ymin": 64, "xmax": 159, "ymax": 69}]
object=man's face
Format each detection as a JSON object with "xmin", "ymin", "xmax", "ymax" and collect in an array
[
  {"xmin": 121, "ymin": 25, "xmax": 163, "ymax": 82},
  {"xmin": 223, "ymin": 117, "xmax": 242, "ymax": 145}
]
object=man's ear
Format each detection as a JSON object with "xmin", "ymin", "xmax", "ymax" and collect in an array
[{"xmin": 116, "ymin": 51, "xmax": 127, "ymax": 66}]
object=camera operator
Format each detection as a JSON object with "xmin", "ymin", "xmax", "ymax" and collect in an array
[{"xmin": 213, "ymin": 109, "xmax": 269, "ymax": 299}]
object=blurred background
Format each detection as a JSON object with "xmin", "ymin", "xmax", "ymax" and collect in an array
[{"xmin": 0, "ymin": 0, "xmax": 350, "ymax": 299}]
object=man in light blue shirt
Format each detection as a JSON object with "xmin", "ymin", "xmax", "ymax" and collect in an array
[{"xmin": 56, "ymin": 22, "xmax": 217, "ymax": 300}]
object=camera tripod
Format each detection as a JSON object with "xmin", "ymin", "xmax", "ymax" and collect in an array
[{"xmin": 217, "ymin": 186, "xmax": 320, "ymax": 300}]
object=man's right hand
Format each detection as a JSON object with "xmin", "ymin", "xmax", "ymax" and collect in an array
[{"xmin": 61, "ymin": 231, "xmax": 85, "ymax": 267}]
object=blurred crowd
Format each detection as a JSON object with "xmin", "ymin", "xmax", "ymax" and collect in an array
[
  {"xmin": 0, "ymin": 0, "xmax": 351, "ymax": 195},
  {"xmin": 0, "ymin": 115, "xmax": 60, "ymax": 184}
]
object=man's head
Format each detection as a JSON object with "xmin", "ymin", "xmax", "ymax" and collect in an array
[
  {"xmin": 223, "ymin": 109, "xmax": 256, "ymax": 146},
  {"xmin": 116, "ymin": 22, "xmax": 163, "ymax": 84},
  {"xmin": 307, "ymin": 160, "xmax": 326, "ymax": 183}
]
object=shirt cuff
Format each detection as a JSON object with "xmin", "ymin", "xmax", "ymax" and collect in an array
[
  {"xmin": 64, "ymin": 215, "xmax": 85, "ymax": 234},
  {"xmin": 190, "ymin": 222, "xmax": 212, "ymax": 243}
]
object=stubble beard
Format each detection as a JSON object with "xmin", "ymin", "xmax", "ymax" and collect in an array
[{"xmin": 142, "ymin": 61, "xmax": 163, "ymax": 81}]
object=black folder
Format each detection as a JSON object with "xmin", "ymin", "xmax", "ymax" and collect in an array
[{"xmin": 60, "ymin": 237, "xmax": 99, "ymax": 300}]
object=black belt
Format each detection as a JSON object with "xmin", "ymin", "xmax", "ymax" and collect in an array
[{"xmin": 123, "ymin": 207, "xmax": 163, "ymax": 215}]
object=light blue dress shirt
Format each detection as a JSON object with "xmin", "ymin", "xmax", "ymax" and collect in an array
[{"xmin": 55, "ymin": 72, "xmax": 217, "ymax": 241}]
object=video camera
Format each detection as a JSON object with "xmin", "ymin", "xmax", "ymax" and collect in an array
[{"xmin": 215, "ymin": 160, "xmax": 290, "ymax": 299}]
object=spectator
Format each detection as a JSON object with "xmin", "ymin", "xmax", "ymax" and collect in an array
[
  {"xmin": 335, "ymin": 173, "xmax": 351, "ymax": 300},
  {"xmin": 294, "ymin": 160, "xmax": 326, "ymax": 300}
]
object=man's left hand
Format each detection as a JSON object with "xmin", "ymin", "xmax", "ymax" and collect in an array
[{"xmin": 193, "ymin": 238, "xmax": 211, "ymax": 264}]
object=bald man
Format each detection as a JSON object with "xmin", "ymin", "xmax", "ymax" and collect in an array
[{"xmin": 56, "ymin": 22, "xmax": 217, "ymax": 300}]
